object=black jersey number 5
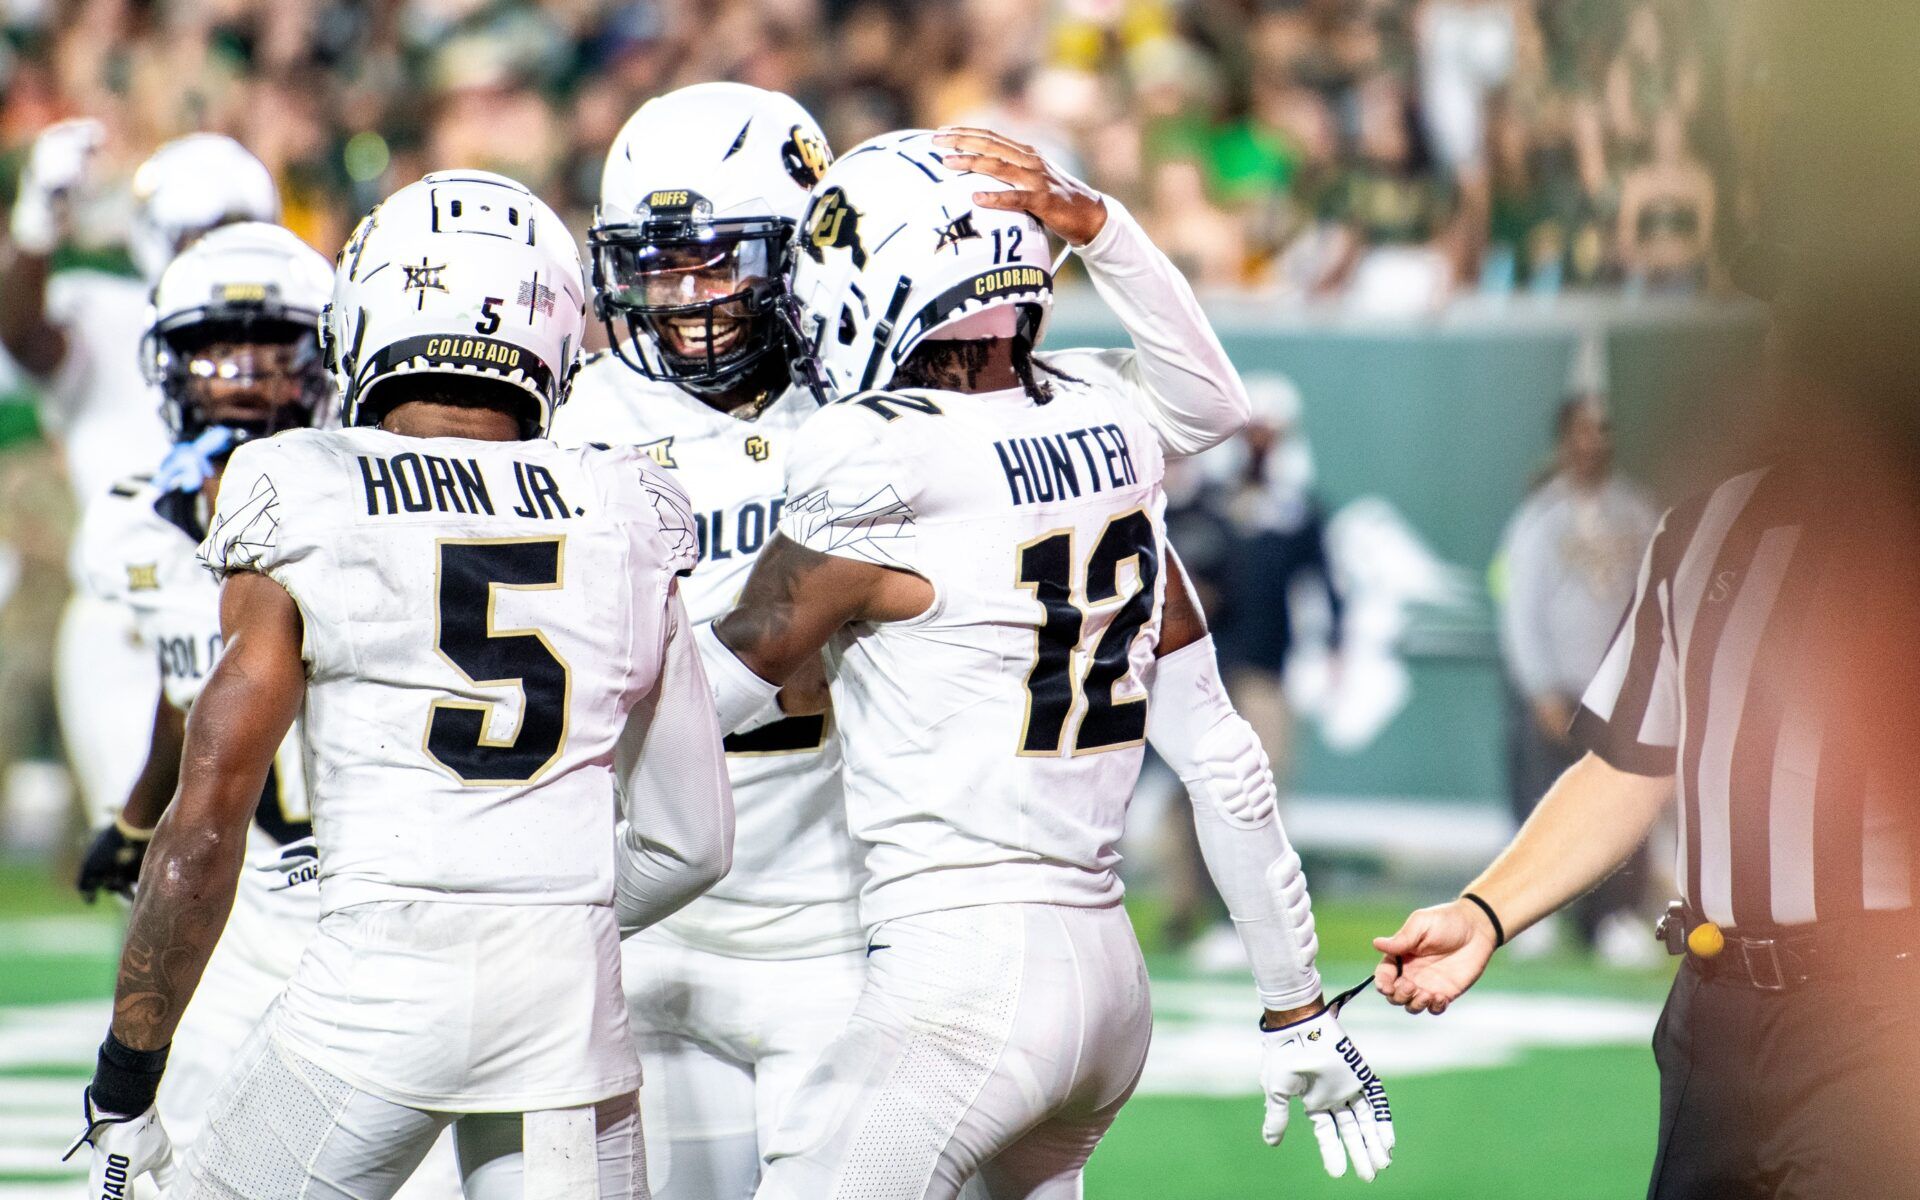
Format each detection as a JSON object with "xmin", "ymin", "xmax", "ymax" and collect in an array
[
  {"xmin": 1015, "ymin": 509, "xmax": 1160, "ymax": 755},
  {"xmin": 425, "ymin": 537, "xmax": 571, "ymax": 785}
]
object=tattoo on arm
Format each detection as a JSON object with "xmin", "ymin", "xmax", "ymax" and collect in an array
[
  {"xmin": 108, "ymin": 570, "xmax": 305, "ymax": 1052},
  {"xmin": 715, "ymin": 535, "xmax": 869, "ymax": 684}
]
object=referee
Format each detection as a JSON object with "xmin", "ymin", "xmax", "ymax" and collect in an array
[{"xmin": 1371, "ymin": 461, "xmax": 1920, "ymax": 1195}]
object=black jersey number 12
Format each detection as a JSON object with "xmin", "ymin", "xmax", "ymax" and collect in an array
[{"xmin": 1015, "ymin": 509, "xmax": 1159, "ymax": 755}]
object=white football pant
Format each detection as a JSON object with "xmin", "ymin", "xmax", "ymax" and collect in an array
[
  {"xmin": 754, "ymin": 902, "xmax": 1153, "ymax": 1200},
  {"xmin": 177, "ymin": 1025, "xmax": 647, "ymax": 1200},
  {"xmin": 622, "ymin": 928, "xmax": 865, "ymax": 1199},
  {"xmin": 159, "ymin": 898, "xmax": 463, "ymax": 1198}
]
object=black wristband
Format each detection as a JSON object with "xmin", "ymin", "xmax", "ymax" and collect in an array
[
  {"xmin": 1461, "ymin": 892, "xmax": 1506, "ymax": 948},
  {"xmin": 90, "ymin": 1033, "xmax": 169, "ymax": 1117}
]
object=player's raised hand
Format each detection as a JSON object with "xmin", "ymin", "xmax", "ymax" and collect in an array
[
  {"xmin": 932, "ymin": 127, "xmax": 1108, "ymax": 246},
  {"xmin": 1259, "ymin": 984, "xmax": 1394, "ymax": 1182},
  {"xmin": 1372, "ymin": 899, "xmax": 1499, "ymax": 1015},
  {"xmin": 11, "ymin": 116, "xmax": 105, "ymax": 254}
]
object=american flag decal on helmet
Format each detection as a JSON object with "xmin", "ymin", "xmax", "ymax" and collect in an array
[{"xmin": 517, "ymin": 277, "xmax": 556, "ymax": 319}]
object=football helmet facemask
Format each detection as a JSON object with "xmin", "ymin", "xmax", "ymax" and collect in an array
[
  {"xmin": 142, "ymin": 222, "xmax": 333, "ymax": 444},
  {"xmin": 588, "ymin": 83, "xmax": 831, "ymax": 396}
]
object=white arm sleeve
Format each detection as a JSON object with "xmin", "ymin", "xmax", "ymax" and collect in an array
[
  {"xmin": 692, "ymin": 618, "xmax": 783, "ymax": 735},
  {"xmin": 614, "ymin": 592, "xmax": 735, "ymax": 936},
  {"xmin": 1149, "ymin": 635, "xmax": 1323, "ymax": 1009},
  {"xmin": 1074, "ymin": 198, "xmax": 1251, "ymax": 457}
]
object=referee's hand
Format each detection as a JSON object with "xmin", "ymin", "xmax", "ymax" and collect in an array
[{"xmin": 1371, "ymin": 900, "xmax": 1499, "ymax": 1015}]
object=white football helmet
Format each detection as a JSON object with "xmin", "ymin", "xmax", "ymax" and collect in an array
[
  {"xmin": 142, "ymin": 221, "xmax": 333, "ymax": 440},
  {"xmin": 129, "ymin": 134, "xmax": 280, "ymax": 283},
  {"xmin": 588, "ymin": 82, "xmax": 831, "ymax": 393},
  {"xmin": 325, "ymin": 170, "xmax": 587, "ymax": 439},
  {"xmin": 790, "ymin": 130, "xmax": 1054, "ymax": 397}
]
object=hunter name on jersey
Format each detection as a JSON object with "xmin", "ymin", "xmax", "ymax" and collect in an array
[
  {"xmin": 357, "ymin": 450, "xmax": 580, "ymax": 521},
  {"xmin": 993, "ymin": 423, "xmax": 1142, "ymax": 507}
]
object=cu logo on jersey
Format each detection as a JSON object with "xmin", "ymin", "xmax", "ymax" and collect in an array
[
  {"xmin": 744, "ymin": 435, "xmax": 770, "ymax": 462},
  {"xmin": 804, "ymin": 187, "xmax": 865, "ymax": 267}
]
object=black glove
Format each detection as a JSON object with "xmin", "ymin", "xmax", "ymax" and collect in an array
[{"xmin": 76, "ymin": 819, "xmax": 152, "ymax": 902}]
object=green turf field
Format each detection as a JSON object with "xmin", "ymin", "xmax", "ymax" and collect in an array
[{"xmin": 0, "ymin": 863, "xmax": 1672, "ymax": 1198}]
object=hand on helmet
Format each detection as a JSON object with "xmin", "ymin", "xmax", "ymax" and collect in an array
[{"xmin": 932, "ymin": 127, "xmax": 1108, "ymax": 247}]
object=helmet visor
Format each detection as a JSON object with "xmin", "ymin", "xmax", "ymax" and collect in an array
[{"xmin": 163, "ymin": 321, "xmax": 329, "ymax": 436}]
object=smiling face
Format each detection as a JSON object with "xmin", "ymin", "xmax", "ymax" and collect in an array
[{"xmin": 595, "ymin": 222, "xmax": 786, "ymax": 375}]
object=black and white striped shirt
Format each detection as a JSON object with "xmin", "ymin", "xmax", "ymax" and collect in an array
[{"xmin": 1572, "ymin": 466, "xmax": 1915, "ymax": 931}]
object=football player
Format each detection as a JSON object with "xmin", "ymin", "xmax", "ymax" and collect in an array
[
  {"xmin": 69, "ymin": 171, "xmax": 733, "ymax": 1200},
  {"xmin": 68, "ymin": 220, "xmax": 463, "ymax": 1197},
  {"xmin": 547, "ymin": 82, "xmax": 860, "ymax": 1199},
  {"xmin": 0, "ymin": 124, "xmax": 279, "ymax": 823},
  {"xmin": 697, "ymin": 129, "xmax": 1392, "ymax": 1196}
]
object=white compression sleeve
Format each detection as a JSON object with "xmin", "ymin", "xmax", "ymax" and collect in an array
[
  {"xmin": 1073, "ymin": 197, "xmax": 1251, "ymax": 457},
  {"xmin": 615, "ymin": 594, "xmax": 735, "ymax": 936},
  {"xmin": 1148, "ymin": 635, "xmax": 1323, "ymax": 1009},
  {"xmin": 692, "ymin": 619, "xmax": 783, "ymax": 735}
]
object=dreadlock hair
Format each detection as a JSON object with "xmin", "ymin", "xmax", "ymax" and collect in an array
[{"xmin": 892, "ymin": 306, "xmax": 1082, "ymax": 405}]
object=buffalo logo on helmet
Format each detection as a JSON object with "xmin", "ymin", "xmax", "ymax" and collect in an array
[
  {"xmin": 804, "ymin": 187, "xmax": 865, "ymax": 267},
  {"xmin": 782, "ymin": 126, "xmax": 833, "ymax": 189}
]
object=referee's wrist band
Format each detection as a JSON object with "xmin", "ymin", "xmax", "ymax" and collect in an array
[{"xmin": 1461, "ymin": 892, "xmax": 1506, "ymax": 948}]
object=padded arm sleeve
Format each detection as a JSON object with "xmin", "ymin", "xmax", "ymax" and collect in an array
[
  {"xmin": 1074, "ymin": 198, "xmax": 1251, "ymax": 457},
  {"xmin": 615, "ymin": 593, "xmax": 735, "ymax": 935},
  {"xmin": 1148, "ymin": 634, "xmax": 1323, "ymax": 1009}
]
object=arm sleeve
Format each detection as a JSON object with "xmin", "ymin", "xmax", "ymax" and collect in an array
[
  {"xmin": 775, "ymin": 405, "xmax": 919, "ymax": 571},
  {"xmin": 614, "ymin": 590, "xmax": 735, "ymax": 936},
  {"xmin": 1497, "ymin": 502, "xmax": 1561, "ymax": 701},
  {"xmin": 1074, "ymin": 198, "xmax": 1251, "ymax": 457},
  {"xmin": 1569, "ymin": 510, "xmax": 1681, "ymax": 776},
  {"xmin": 1148, "ymin": 634, "xmax": 1323, "ymax": 1009},
  {"xmin": 692, "ymin": 618, "xmax": 783, "ymax": 735}
]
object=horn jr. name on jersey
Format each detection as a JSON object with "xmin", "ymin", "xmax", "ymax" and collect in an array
[{"xmin": 357, "ymin": 450, "xmax": 580, "ymax": 520}]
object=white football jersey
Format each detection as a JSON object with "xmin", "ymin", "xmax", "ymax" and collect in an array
[
  {"xmin": 549, "ymin": 355, "xmax": 863, "ymax": 958},
  {"xmin": 43, "ymin": 271, "xmax": 171, "ymax": 530},
  {"xmin": 75, "ymin": 473, "xmax": 317, "ymax": 925},
  {"xmin": 198, "ymin": 426, "xmax": 699, "ymax": 914},
  {"xmin": 779, "ymin": 354, "xmax": 1177, "ymax": 931}
]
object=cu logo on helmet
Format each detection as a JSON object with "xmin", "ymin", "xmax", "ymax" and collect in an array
[
  {"xmin": 784, "ymin": 126, "xmax": 833, "ymax": 188},
  {"xmin": 805, "ymin": 188, "xmax": 865, "ymax": 267}
]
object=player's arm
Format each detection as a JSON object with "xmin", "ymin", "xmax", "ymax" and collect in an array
[
  {"xmin": 1152, "ymin": 550, "xmax": 1393, "ymax": 1181},
  {"xmin": 75, "ymin": 695, "xmax": 185, "ymax": 902},
  {"xmin": 703, "ymin": 532, "xmax": 930, "ymax": 730},
  {"xmin": 103, "ymin": 571, "xmax": 301, "ymax": 1056},
  {"xmin": 0, "ymin": 118, "xmax": 101, "ymax": 376},
  {"xmin": 935, "ymin": 127, "xmax": 1251, "ymax": 456},
  {"xmin": 614, "ymin": 588, "xmax": 735, "ymax": 934},
  {"xmin": 71, "ymin": 570, "xmax": 302, "ymax": 1191}
]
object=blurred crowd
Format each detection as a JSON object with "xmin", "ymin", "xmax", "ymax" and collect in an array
[{"xmin": 0, "ymin": 0, "xmax": 1740, "ymax": 309}]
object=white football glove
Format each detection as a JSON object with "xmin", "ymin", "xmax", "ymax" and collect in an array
[
  {"xmin": 65, "ymin": 1094, "xmax": 176, "ymax": 1200},
  {"xmin": 1260, "ymin": 981, "xmax": 1394, "ymax": 1181},
  {"xmin": 11, "ymin": 116, "xmax": 103, "ymax": 254}
]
